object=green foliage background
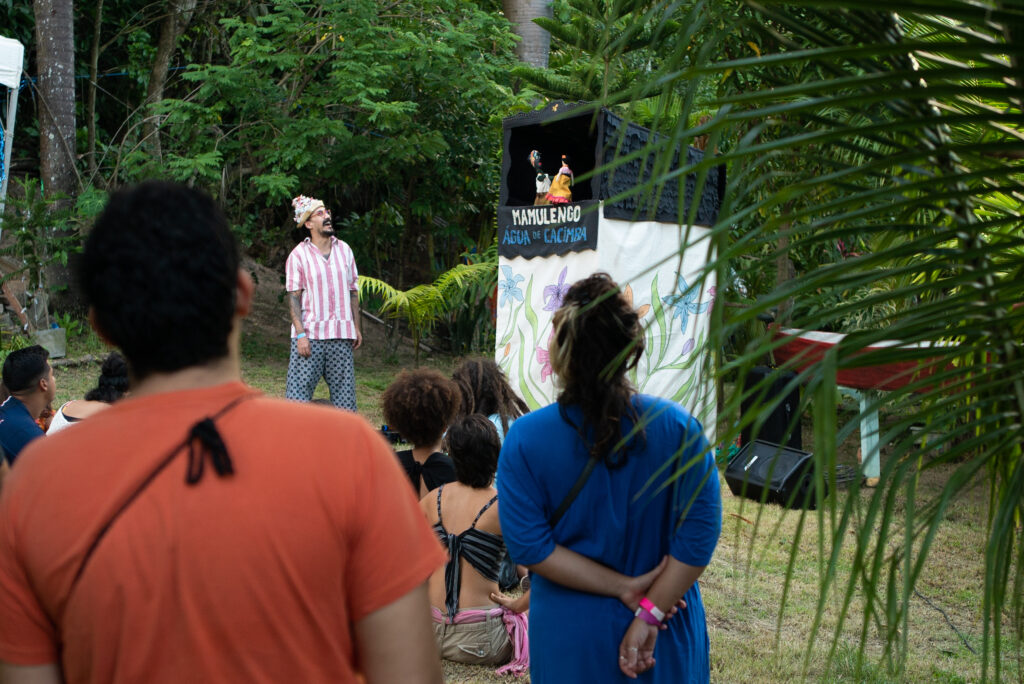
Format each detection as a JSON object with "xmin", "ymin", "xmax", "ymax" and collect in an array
[
  {"xmin": 157, "ymin": 0, "xmax": 529, "ymax": 280},
  {"xmin": 3, "ymin": 0, "xmax": 531, "ymax": 291}
]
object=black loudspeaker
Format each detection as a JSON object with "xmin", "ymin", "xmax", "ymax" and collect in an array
[
  {"xmin": 740, "ymin": 366, "xmax": 802, "ymax": 450},
  {"xmin": 725, "ymin": 440, "xmax": 823, "ymax": 509}
]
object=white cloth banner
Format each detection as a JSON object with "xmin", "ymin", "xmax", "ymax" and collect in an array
[
  {"xmin": 0, "ymin": 37, "xmax": 24, "ymax": 90},
  {"xmin": 496, "ymin": 213, "xmax": 716, "ymax": 434}
]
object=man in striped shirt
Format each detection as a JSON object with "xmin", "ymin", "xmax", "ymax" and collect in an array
[{"xmin": 285, "ymin": 194, "xmax": 363, "ymax": 410}]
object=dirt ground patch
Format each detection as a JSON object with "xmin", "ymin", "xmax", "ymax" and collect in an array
[{"xmin": 241, "ymin": 257, "xmax": 291, "ymax": 344}]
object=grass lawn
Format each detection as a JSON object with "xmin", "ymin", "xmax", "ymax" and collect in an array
[{"xmin": 49, "ymin": 323, "xmax": 1010, "ymax": 683}]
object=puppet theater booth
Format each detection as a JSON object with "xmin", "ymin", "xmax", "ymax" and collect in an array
[{"xmin": 495, "ymin": 102, "xmax": 724, "ymax": 433}]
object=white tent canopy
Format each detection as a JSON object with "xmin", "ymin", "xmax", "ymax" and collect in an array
[
  {"xmin": 0, "ymin": 37, "xmax": 24, "ymax": 89},
  {"xmin": 1, "ymin": 36, "xmax": 25, "ymax": 226}
]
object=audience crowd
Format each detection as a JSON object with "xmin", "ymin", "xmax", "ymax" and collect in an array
[{"xmin": 0, "ymin": 181, "xmax": 720, "ymax": 683}]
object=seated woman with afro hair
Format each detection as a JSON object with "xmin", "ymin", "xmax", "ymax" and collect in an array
[{"xmin": 381, "ymin": 368, "xmax": 461, "ymax": 498}]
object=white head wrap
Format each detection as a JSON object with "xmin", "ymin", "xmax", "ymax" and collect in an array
[{"xmin": 292, "ymin": 195, "xmax": 325, "ymax": 226}]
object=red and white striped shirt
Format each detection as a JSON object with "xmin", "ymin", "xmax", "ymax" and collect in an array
[{"xmin": 285, "ymin": 237, "xmax": 359, "ymax": 340}]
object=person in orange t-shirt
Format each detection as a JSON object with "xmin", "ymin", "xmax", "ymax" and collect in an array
[{"xmin": 0, "ymin": 182, "xmax": 445, "ymax": 684}]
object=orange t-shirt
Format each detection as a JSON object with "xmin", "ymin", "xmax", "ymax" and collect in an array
[{"xmin": 0, "ymin": 382, "xmax": 445, "ymax": 683}]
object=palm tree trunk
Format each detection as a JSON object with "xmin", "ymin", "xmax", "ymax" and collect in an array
[
  {"xmin": 33, "ymin": 0, "xmax": 79, "ymax": 311},
  {"xmin": 86, "ymin": 0, "xmax": 104, "ymax": 178},
  {"xmin": 502, "ymin": 0, "xmax": 552, "ymax": 68},
  {"xmin": 143, "ymin": 0, "xmax": 198, "ymax": 160},
  {"xmin": 33, "ymin": 0, "xmax": 76, "ymax": 198}
]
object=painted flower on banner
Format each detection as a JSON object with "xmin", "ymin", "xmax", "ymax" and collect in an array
[
  {"xmin": 623, "ymin": 284, "xmax": 650, "ymax": 319},
  {"xmin": 680, "ymin": 338, "xmax": 695, "ymax": 356},
  {"xmin": 499, "ymin": 266, "xmax": 525, "ymax": 307},
  {"xmin": 542, "ymin": 266, "xmax": 570, "ymax": 311},
  {"xmin": 536, "ymin": 344, "xmax": 553, "ymax": 383},
  {"xmin": 707, "ymin": 286, "xmax": 717, "ymax": 313},
  {"xmin": 661, "ymin": 275, "xmax": 709, "ymax": 334}
]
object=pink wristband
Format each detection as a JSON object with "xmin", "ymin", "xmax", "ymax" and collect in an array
[
  {"xmin": 639, "ymin": 597, "xmax": 665, "ymax": 622},
  {"xmin": 634, "ymin": 606, "xmax": 661, "ymax": 626}
]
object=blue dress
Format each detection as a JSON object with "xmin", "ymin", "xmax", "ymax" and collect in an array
[{"xmin": 497, "ymin": 395, "xmax": 722, "ymax": 683}]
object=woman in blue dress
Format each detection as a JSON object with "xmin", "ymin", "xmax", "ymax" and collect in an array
[{"xmin": 497, "ymin": 272, "xmax": 722, "ymax": 682}]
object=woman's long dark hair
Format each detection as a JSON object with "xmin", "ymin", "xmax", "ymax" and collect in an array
[
  {"xmin": 550, "ymin": 273, "xmax": 645, "ymax": 466},
  {"xmin": 452, "ymin": 358, "xmax": 529, "ymax": 436}
]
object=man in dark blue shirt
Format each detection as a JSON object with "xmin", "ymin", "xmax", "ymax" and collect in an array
[{"xmin": 0, "ymin": 345, "xmax": 56, "ymax": 465}]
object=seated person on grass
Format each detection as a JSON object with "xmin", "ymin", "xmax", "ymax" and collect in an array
[
  {"xmin": 0, "ymin": 345, "xmax": 56, "ymax": 465},
  {"xmin": 452, "ymin": 358, "xmax": 531, "ymax": 591},
  {"xmin": 451, "ymin": 358, "xmax": 529, "ymax": 444},
  {"xmin": 382, "ymin": 369, "xmax": 460, "ymax": 498},
  {"xmin": 47, "ymin": 352, "xmax": 129, "ymax": 434},
  {"xmin": 422, "ymin": 414, "xmax": 529, "ymax": 675}
]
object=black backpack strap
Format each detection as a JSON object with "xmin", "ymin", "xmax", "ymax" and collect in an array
[
  {"xmin": 549, "ymin": 453, "xmax": 599, "ymax": 528},
  {"xmin": 70, "ymin": 392, "xmax": 258, "ymax": 590}
]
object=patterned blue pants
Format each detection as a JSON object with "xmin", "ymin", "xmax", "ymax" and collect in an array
[{"xmin": 285, "ymin": 338, "xmax": 357, "ymax": 411}]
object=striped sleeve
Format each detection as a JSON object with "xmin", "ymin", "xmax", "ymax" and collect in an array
[
  {"xmin": 345, "ymin": 243, "xmax": 358, "ymax": 291},
  {"xmin": 285, "ymin": 244, "xmax": 306, "ymax": 292}
]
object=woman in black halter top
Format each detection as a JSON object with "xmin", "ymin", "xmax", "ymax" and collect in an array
[{"xmin": 420, "ymin": 415, "xmax": 529, "ymax": 672}]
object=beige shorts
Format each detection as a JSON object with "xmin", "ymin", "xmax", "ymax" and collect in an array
[{"xmin": 432, "ymin": 607, "xmax": 513, "ymax": 666}]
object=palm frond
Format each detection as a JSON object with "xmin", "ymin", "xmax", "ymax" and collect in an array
[{"xmin": 599, "ymin": 0, "xmax": 1024, "ymax": 679}]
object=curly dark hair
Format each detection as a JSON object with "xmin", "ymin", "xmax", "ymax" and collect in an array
[
  {"xmin": 444, "ymin": 414, "xmax": 500, "ymax": 488},
  {"xmin": 84, "ymin": 352, "xmax": 129, "ymax": 403},
  {"xmin": 79, "ymin": 181, "xmax": 239, "ymax": 380},
  {"xmin": 381, "ymin": 368, "xmax": 461, "ymax": 448},
  {"xmin": 550, "ymin": 272, "xmax": 645, "ymax": 465},
  {"xmin": 452, "ymin": 358, "xmax": 528, "ymax": 436}
]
